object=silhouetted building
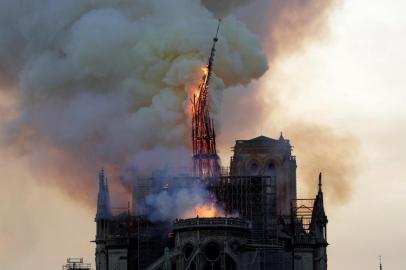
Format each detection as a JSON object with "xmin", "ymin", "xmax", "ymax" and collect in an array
[{"xmin": 94, "ymin": 135, "xmax": 328, "ymax": 270}]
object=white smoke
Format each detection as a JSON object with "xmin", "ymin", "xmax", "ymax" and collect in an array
[
  {"xmin": 142, "ymin": 183, "xmax": 208, "ymax": 222},
  {"xmin": 0, "ymin": 0, "xmax": 268, "ymax": 210}
]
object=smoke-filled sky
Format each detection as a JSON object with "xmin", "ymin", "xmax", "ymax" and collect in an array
[{"xmin": 0, "ymin": 0, "xmax": 405, "ymax": 269}]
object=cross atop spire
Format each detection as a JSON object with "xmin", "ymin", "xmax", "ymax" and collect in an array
[
  {"xmin": 214, "ymin": 19, "xmax": 221, "ymax": 41},
  {"xmin": 206, "ymin": 19, "xmax": 221, "ymax": 87}
]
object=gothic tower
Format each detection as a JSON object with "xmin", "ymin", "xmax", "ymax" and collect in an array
[{"xmin": 229, "ymin": 134, "xmax": 297, "ymax": 215}]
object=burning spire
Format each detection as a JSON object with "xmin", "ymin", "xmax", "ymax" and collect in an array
[{"xmin": 191, "ymin": 20, "xmax": 221, "ymax": 179}]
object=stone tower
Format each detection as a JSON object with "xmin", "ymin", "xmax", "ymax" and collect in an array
[{"xmin": 229, "ymin": 134, "xmax": 297, "ymax": 214}]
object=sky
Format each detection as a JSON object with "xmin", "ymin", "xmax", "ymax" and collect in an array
[
  {"xmin": 263, "ymin": 0, "xmax": 406, "ymax": 268},
  {"xmin": 0, "ymin": 0, "xmax": 405, "ymax": 269}
]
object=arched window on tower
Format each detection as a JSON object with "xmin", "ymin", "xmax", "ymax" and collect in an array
[
  {"xmin": 266, "ymin": 162, "xmax": 277, "ymax": 178},
  {"xmin": 248, "ymin": 160, "xmax": 260, "ymax": 176}
]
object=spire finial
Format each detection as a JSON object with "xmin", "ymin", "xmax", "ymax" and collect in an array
[
  {"xmin": 318, "ymin": 172, "xmax": 322, "ymax": 193},
  {"xmin": 207, "ymin": 19, "xmax": 221, "ymax": 72},
  {"xmin": 214, "ymin": 19, "xmax": 221, "ymax": 41},
  {"xmin": 379, "ymin": 256, "xmax": 382, "ymax": 270},
  {"xmin": 279, "ymin": 131, "xmax": 285, "ymax": 140}
]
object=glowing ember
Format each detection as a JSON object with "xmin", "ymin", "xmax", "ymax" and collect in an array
[
  {"xmin": 202, "ymin": 66, "xmax": 208, "ymax": 76},
  {"xmin": 192, "ymin": 66, "xmax": 209, "ymax": 99}
]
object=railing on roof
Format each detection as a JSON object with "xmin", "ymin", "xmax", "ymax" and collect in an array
[
  {"xmin": 147, "ymin": 166, "xmax": 232, "ymax": 178},
  {"xmin": 62, "ymin": 258, "xmax": 91, "ymax": 270},
  {"xmin": 173, "ymin": 217, "xmax": 250, "ymax": 231}
]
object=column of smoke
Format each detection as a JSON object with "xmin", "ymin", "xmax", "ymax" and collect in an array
[
  {"xmin": 0, "ymin": 0, "xmax": 357, "ymax": 223},
  {"xmin": 0, "ymin": 0, "xmax": 268, "ymax": 221}
]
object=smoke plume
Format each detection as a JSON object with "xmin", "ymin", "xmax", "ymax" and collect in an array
[
  {"xmin": 284, "ymin": 123, "xmax": 360, "ymax": 203},
  {"xmin": 230, "ymin": 0, "xmax": 340, "ymax": 61},
  {"xmin": 0, "ymin": 0, "xmax": 268, "ymax": 207},
  {"xmin": 141, "ymin": 182, "xmax": 221, "ymax": 222},
  {"xmin": 217, "ymin": 0, "xmax": 360, "ymax": 205},
  {"xmin": 0, "ymin": 0, "xmax": 357, "ymax": 211}
]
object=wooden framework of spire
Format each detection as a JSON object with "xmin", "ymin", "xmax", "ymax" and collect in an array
[{"xmin": 191, "ymin": 21, "xmax": 221, "ymax": 179}]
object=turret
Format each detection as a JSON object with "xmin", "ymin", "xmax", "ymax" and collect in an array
[
  {"xmin": 96, "ymin": 168, "xmax": 111, "ymax": 220},
  {"xmin": 311, "ymin": 173, "xmax": 328, "ymax": 240},
  {"xmin": 310, "ymin": 173, "xmax": 328, "ymax": 270}
]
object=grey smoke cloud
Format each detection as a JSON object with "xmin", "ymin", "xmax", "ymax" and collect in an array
[
  {"xmin": 202, "ymin": 0, "xmax": 250, "ymax": 16},
  {"xmin": 0, "ymin": 0, "xmax": 268, "ymax": 207},
  {"xmin": 0, "ymin": 0, "xmax": 354, "ymax": 210},
  {"xmin": 142, "ymin": 183, "xmax": 208, "ymax": 222}
]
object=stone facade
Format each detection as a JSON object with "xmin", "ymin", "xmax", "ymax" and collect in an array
[
  {"xmin": 229, "ymin": 135, "xmax": 297, "ymax": 215},
  {"xmin": 94, "ymin": 135, "xmax": 328, "ymax": 270}
]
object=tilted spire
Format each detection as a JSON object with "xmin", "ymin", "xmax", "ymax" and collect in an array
[
  {"xmin": 191, "ymin": 20, "xmax": 222, "ymax": 179},
  {"xmin": 206, "ymin": 19, "xmax": 221, "ymax": 87}
]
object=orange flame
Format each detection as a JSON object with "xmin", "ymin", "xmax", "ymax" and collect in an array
[
  {"xmin": 202, "ymin": 66, "xmax": 208, "ymax": 76},
  {"xmin": 193, "ymin": 67, "xmax": 209, "ymax": 100},
  {"xmin": 184, "ymin": 203, "xmax": 224, "ymax": 218},
  {"xmin": 186, "ymin": 66, "xmax": 209, "ymax": 120}
]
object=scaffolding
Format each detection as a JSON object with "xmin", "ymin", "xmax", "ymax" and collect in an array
[
  {"xmin": 214, "ymin": 176, "xmax": 277, "ymax": 242},
  {"xmin": 213, "ymin": 176, "xmax": 293, "ymax": 270},
  {"xmin": 62, "ymin": 258, "xmax": 91, "ymax": 270},
  {"xmin": 291, "ymin": 199, "xmax": 315, "ymax": 235},
  {"xmin": 97, "ymin": 214, "xmax": 170, "ymax": 270}
]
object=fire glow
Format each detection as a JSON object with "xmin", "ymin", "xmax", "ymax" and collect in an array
[
  {"xmin": 191, "ymin": 67, "xmax": 209, "ymax": 100},
  {"xmin": 186, "ymin": 66, "xmax": 207, "ymax": 120},
  {"xmin": 184, "ymin": 202, "xmax": 224, "ymax": 218}
]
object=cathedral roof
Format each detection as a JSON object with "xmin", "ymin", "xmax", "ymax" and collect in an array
[
  {"xmin": 249, "ymin": 135, "xmax": 278, "ymax": 142},
  {"xmin": 233, "ymin": 134, "xmax": 292, "ymax": 155},
  {"xmin": 240, "ymin": 134, "xmax": 290, "ymax": 145}
]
